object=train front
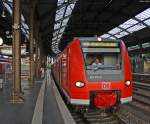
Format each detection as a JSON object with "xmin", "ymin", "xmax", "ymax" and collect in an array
[{"xmin": 80, "ymin": 38, "xmax": 132, "ymax": 109}]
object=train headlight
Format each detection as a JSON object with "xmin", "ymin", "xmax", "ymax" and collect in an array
[
  {"xmin": 125, "ymin": 80, "xmax": 131, "ymax": 86},
  {"xmin": 75, "ymin": 81, "xmax": 85, "ymax": 88}
]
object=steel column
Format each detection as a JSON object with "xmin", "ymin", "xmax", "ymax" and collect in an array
[
  {"xmin": 35, "ymin": 25, "xmax": 39, "ymax": 78},
  {"xmin": 11, "ymin": 0, "xmax": 23, "ymax": 103},
  {"xmin": 29, "ymin": 2, "xmax": 35, "ymax": 85},
  {"xmin": 35, "ymin": 47, "xmax": 40, "ymax": 78},
  {"xmin": 37, "ymin": 47, "xmax": 41, "ymax": 77}
]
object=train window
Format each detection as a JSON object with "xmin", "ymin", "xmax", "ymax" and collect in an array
[
  {"xmin": 81, "ymin": 43, "xmax": 123, "ymax": 81},
  {"xmin": 83, "ymin": 48, "xmax": 121, "ymax": 70}
]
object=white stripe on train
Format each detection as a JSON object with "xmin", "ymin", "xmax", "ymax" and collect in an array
[{"xmin": 62, "ymin": 88, "xmax": 132, "ymax": 105}]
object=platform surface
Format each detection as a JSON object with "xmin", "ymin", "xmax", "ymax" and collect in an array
[{"xmin": 0, "ymin": 76, "xmax": 64, "ymax": 124}]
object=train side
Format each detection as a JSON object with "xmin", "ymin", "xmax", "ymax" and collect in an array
[{"xmin": 52, "ymin": 37, "xmax": 132, "ymax": 109}]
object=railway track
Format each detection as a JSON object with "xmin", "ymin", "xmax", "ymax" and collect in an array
[
  {"xmin": 133, "ymin": 93, "xmax": 150, "ymax": 106},
  {"xmin": 116, "ymin": 106, "xmax": 150, "ymax": 124},
  {"xmin": 117, "ymin": 81, "xmax": 150, "ymax": 124},
  {"xmin": 55, "ymin": 78, "xmax": 150, "ymax": 124},
  {"xmin": 133, "ymin": 82, "xmax": 150, "ymax": 107},
  {"xmin": 69, "ymin": 81, "xmax": 150, "ymax": 124},
  {"xmin": 134, "ymin": 84, "xmax": 150, "ymax": 91},
  {"xmin": 69, "ymin": 108, "xmax": 126, "ymax": 124}
]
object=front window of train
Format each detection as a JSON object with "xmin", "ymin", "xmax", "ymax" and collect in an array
[{"xmin": 81, "ymin": 41, "xmax": 123, "ymax": 82}]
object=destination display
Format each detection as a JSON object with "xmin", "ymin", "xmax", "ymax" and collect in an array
[{"xmin": 81, "ymin": 42, "xmax": 119, "ymax": 47}]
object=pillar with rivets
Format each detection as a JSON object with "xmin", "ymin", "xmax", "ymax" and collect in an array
[
  {"xmin": 35, "ymin": 23, "xmax": 40, "ymax": 79},
  {"xmin": 29, "ymin": 1, "xmax": 35, "ymax": 85},
  {"xmin": 11, "ymin": 0, "xmax": 24, "ymax": 103}
]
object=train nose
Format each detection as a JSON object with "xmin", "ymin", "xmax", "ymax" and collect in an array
[{"xmin": 94, "ymin": 92, "xmax": 117, "ymax": 109}]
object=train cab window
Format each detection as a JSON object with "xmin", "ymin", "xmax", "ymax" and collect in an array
[
  {"xmin": 81, "ymin": 41, "xmax": 123, "ymax": 82},
  {"xmin": 85, "ymin": 54, "xmax": 103, "ymax": 65},
  {"xmin": 83, "ymin": 48, "xmax": 121, "ymax": 70}
]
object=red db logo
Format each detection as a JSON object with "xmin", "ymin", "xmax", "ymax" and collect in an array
[{"xmin": 102, "ymin": 82, "xmax": 111, "ymax": 90}]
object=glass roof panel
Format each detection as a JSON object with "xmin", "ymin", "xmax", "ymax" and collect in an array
[
  {"xmin": 56, "ymin": 6, "xmax": 66, "ymax": 15},
  {"xmin": 26, "ymin": 31, "xmax": 29, "ymax": 34},
  {"xmin": 144, "ymin": 19, "xmax": 150, "ymax": 26},
  {"xmin": 52, "ymin": 41, "xmax": 56, "ymax": 45},
  {"xmin": 101, "ymin": 34, "xmax": 110, "ymax": 38},
  {"xmin": 52, "ymin": 0, "xmax": 76, "ymax": 53},
  {"xmin": 52, "ymin": 37, "xmax": 57, "ymax": 41},
  {"xmin": 108, "ymin": 27, "xmax": 122, "ymax": 34},
  {"xmin": 65, "ymin": 6, "xmax": 72, "ymax": 16},
  {"xmin": 21, "ymin": 28, "xmax": 26, "ymax": 34},
  {"xmin": 65, "ymin": 4, "xmax": 75, "ymax": 16},
  {"xmin": 7, "ymin": 0, "xmax": 12, "ymax": 2},
  {"xmin": 142, "ymin": 43, "xmax": 150, "ymax": 48},
  {"xmin": 135, "ymin": 8, "xmax": 150, "ymax": 21},
  {"xmin": 53, "ymin": 31, "xmax": 58, "ymax": 37},
  {"xmin": 127, "ymin": 24, "xmax": 146, "ymax": 33},
  {"xmin": 128, "ymin": 45, "xmax": 140, "ymax": 51},
  {"xmin": 59, "ymin": 27, "xmax": 65, "ymax": 33},
  {"xmin": 62, "ymin": 18, "xmax": 69, "ymax": 27},
  {"xmin": 54, "ymin": 23, "xmax": 61, "ymax": 30},
  {"xmin": 21, "ymin": 15, "xmax": 25, "ymax": 22},
  {"xmin": 101, "ymin": 8, "xmax": 150, "ymax": 41},
  {"xmin": 109, "ymin": 37, "xmax": 116, "ymax": 40},
  {"xmin": 115, "ymin": 31, "xmax": 129, "ymax": 38},
  {"xmin": 57, "ymin": 34, "xmax": 63, "ymax": 39},
  {"xmin": 4, "ymin": 1, "xmax": 29, "ymax": 39},
  {"xmin": 26, "ymin": 34, "xmax": 29, "ymax": 39},
  {"xmin": 57, "ymin": 0, "xmax": 65, "ymax": 6},
  {"xmin": 4, "ymin": 3, "xmax": 12, "ymax": 15},
  {"xmin": 55, "ymin": 7, "xmax": 65, "ymax": 21},
  {"xmin": 119, "ymin": 19, "xmax": 138, "ymax": 29},
  {"xmin": 22, "ymin": 23, "xmax": 29, "ymax": 30}
]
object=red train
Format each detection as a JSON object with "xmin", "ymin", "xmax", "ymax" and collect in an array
[{"xmin": 51, "ymin": 37, "xmax": 132, "ymax": 110}]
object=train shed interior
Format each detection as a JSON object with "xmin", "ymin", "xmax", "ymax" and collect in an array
[{"xmin": 0, "ymin": 0, "xmax": 150, "ymax": 124}]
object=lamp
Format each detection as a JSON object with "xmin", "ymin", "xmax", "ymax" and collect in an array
[
  {"xmin": 1, "ymin": 10, "xmax": 6, "ymax": 18},
  {"xmin": 0, "ymin": 37, "xmax": 3, "ymax": 45},
  {"xmin": 1, "ymin": 0, "xmax": 6, "ymax": 18}
]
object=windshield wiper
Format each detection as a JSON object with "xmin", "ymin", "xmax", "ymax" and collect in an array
[{"xmin": 93, "ymin": 66, "xmax": 104, "ymax": 71}]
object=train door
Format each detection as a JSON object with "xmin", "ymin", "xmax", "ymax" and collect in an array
[
  {"xmin": 59, "ymin": 58, "xmax": 62, "ymax": 87},
  {"xmin": 67, "ymin": 48, "xmax": 71, "ymax": 93},
  {"xmin": 61, "ymin": 52, "xmax": 67, "ymax": 90}
]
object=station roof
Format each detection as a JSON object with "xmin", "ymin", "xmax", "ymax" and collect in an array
[
  {"xmin": 0, "ymin": 0, "xmax": 57, "ymax": 55},
  {"xmin": 0, "ymin": 0, "xmax": 150, "ymax": 56},
  {"xmin": 53, "ymin": 0, "xmax": 150, "ymax": 55},
  {"xmin": 0, "ymin": 0, "xmax": 12, "ymax": 44}
]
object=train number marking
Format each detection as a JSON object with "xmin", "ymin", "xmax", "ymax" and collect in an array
[{"xmin": 102, "ymin": 82, "xmax": 111, "ymax": 90}]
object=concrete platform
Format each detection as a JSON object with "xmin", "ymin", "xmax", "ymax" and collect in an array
[
  {"xmin": 0, "ymin": 70, "xmax": 75, "ymax": 124},
  {"xmin": 0, "ymin": 80, "xmax": 41, "ymax": 124}
]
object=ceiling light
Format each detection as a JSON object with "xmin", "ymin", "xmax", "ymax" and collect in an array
[
  {"xmin": 6, "ymin": 31, "xmax": 10, "ymax": 35},
  {"xmin": 0, "ymin": 37, "xmax": 4, "ymax": 45},
  {"xmin": 97, "ymin": 37, "xmax": 102, "ymax": 41},
  {"xmin": 1, "ymin": 0, "xmax": 6, "ymax": 18},
  {"xmin": 1, "ymin": 9, "xmax": 6, "ymax": 18}
]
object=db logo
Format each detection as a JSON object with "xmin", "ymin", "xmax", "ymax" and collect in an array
[{"xmin": 102, "ymin": 82, "xmax": 111, "ymax": 89}]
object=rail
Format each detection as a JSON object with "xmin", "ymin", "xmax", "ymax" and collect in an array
[{"xmin": 133, "ymin": 73, "xmax": 150, "ymax": 83}]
